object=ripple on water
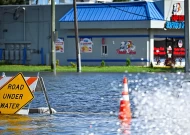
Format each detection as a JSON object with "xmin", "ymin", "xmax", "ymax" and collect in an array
[{"xmin": 1, "ymin": 72, "xmax": 190, "ymax": 134}]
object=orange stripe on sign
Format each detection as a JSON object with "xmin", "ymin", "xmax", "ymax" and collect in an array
[{"xmin": 26, "ymin": 77, "xmax": 37, "ymax": 86}]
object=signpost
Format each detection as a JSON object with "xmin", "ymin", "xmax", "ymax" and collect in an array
[
  {"xmin": 0, "ymin": 73, "xmax": 34, "ymax": 114},
  {"xmin": 185, "ymin": 0, "xmax": 190, "ymax": 72}
]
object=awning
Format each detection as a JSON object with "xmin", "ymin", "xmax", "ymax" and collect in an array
[
  {"xmin": 59, "ymin": 1, "xmax": 164, "ymax": 22},
  {"xmin": 59, "ymin": 1, "xmax": 164, "ymax": 29}
]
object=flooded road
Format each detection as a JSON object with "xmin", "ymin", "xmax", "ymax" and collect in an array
[{"xmin": 1, "ymin": 72, "xmax": 190, "ymax": 135}]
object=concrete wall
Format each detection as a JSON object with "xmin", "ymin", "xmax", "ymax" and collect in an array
[{"xmin": 0, "ymin": 5, "xmax": 72, "ymax": 65}]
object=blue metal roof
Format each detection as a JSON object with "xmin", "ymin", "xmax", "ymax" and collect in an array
[{"xmin": 59, "ymin": 2, "xmax": 164, "ymax": 22}]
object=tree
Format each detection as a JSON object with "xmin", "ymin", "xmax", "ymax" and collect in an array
[{"xmin": 0, "ymin": 0, "xmax": 25, "ymax": 5}]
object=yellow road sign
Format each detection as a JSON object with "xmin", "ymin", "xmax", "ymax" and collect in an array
[{"xmin": 0, "ymin": 73, "xmax": 34, "ymax": 114}]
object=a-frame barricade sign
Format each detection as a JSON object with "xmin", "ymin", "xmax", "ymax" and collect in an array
[
  {"xmin": 0, "ymin": 72, "xmax": 53, "ymax": 115},
  {"xmin": 0, "ymin": 72, "xmax": 38, "ymax": 115}
]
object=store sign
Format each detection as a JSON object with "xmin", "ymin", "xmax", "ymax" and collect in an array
[
  {"xmin": 165, "ymin": 21, "xmax": 184, "ymax": 29},
  {"xmin": 154, "ymin": 47, "xmax": 166, "ymax": 56},
  {"xmin": 116, "ymin": 40, "xmax": 136, "ymax": 55},
  {"xmin": 80, "ymin": 38, "xmax": 93, "ymax": 53},
  {"xmin": 172, "ymin": 3, "xmax": 182, "ymax": 15},
  {"xmin": 178, "ymin": 40, "xmax": 183, "ymax": 47},
  {"xmin": 171, "ymin": 15, "xmax": 184, "ymax": 21},
  {"xmin": 0, "ymin": 73, "xmax": 34, "ymax": 114},
  {"xmin": 55, "ymin": 38, "xmax": 64, "ymax": 53},
  {"xmin": 165, "ymin": 3, "xmax": 184, "ymax": 29}
]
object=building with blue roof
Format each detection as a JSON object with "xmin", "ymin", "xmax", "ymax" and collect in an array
[
  {"xmin": 0, "ymin": 0, "xmax": 185, "ymax": 67},
  {"xmin": 59, "ymin": 2, "xmax": 163, "ymax": 22}
]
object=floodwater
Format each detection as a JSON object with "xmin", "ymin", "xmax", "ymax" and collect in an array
[{"xmin": 1, "ymin": 72, "xmax": 190, "ymax": 135}]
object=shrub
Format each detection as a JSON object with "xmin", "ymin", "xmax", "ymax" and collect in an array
[
  {"xmin": 101, "ymin": 60, "xmax": 105, "ymax": 67},
  {"xmin": 56, "ymin": 59, "xmax": 59, "ymax": 66},
  {"xmin": 0, "ymin": 60, "xmax": 12, "ymax": 65},
  {"xmin": 0, "ymin": 60, "xmax": 6, "ymax": 65},
  {"xmin": 126, "ymin": 58, "xmax": 131, "ymax": 66},
  {"xmin": 150, "ymin": 62, "xmax": 153, "ymax": 68},
  {"xmin": 70, "ymin": 62, "xmax": 76, "ymax": 68}
]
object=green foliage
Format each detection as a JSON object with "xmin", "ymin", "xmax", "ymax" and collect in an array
[
  {"xmin": 0, "ymin": 60, "xmax": 6, "ymax": 65},
  {"xmin": 101, "ymin": 60, "xmax": 105, "ymax": 67},
  {"xmin": 0, "ymin": 60, "xmax": 12, "ymax": 65},
  {"xmin": 150, "ymin": 62, "xmax": 153, "ymax": 68},
  {"xmin": 56, "ymin": 59, "xmax": 59, "ymax": 66},
  {"xmin": 0, "ymin": 0, "xmax": 25, "ymax": 5},
  {"xmin": 0, "ymin": 65, "xmax": 184, "ymax": 72},
  {"xmin": 126, "ymin": 58, "xmax": 131, "ymax": 66},
  {"xmin": 70, "ymin": 62, "xmax": 76, "ymax": 68}
]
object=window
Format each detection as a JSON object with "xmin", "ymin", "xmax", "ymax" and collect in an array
[
  {"xmin": 101, "ymin": 45, "xmax": 108, "ymax": 56},
  {"xmin": 154, "ymin": 38, "xmax": 185, "ymax": 66}
]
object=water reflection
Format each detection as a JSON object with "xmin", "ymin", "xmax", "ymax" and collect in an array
[
  {"xmin": 118, "ymin": 119, "xmax": 131, "ymax": 135},
  {"xmin": 0, "ymin": 114, "xmax": 32, "ymax": 134},
  {"xmin": 0, "ymin": 72, "xmax": 190, "ymax": 134}
]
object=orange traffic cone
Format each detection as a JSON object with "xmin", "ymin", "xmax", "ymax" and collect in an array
[{"xmin": 118, "ymin": 77, "xmax": 132, "ymax": 121}]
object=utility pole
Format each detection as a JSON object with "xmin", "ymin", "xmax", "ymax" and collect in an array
[
  {"xmin": 73, "ymin": 0, "xmax": 81, "ymax": 72},
  {"xmin": 51, "ymin": 0, "xmax": 56, "ymax": 75},
  {"xmin": 185, "ymin": 0, "xmax": 190, "ymax": 72}
]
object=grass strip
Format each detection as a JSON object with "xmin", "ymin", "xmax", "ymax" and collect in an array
[{"xmin": 0, "ymin": 65, "xmax": 184, "ymax": 73}]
